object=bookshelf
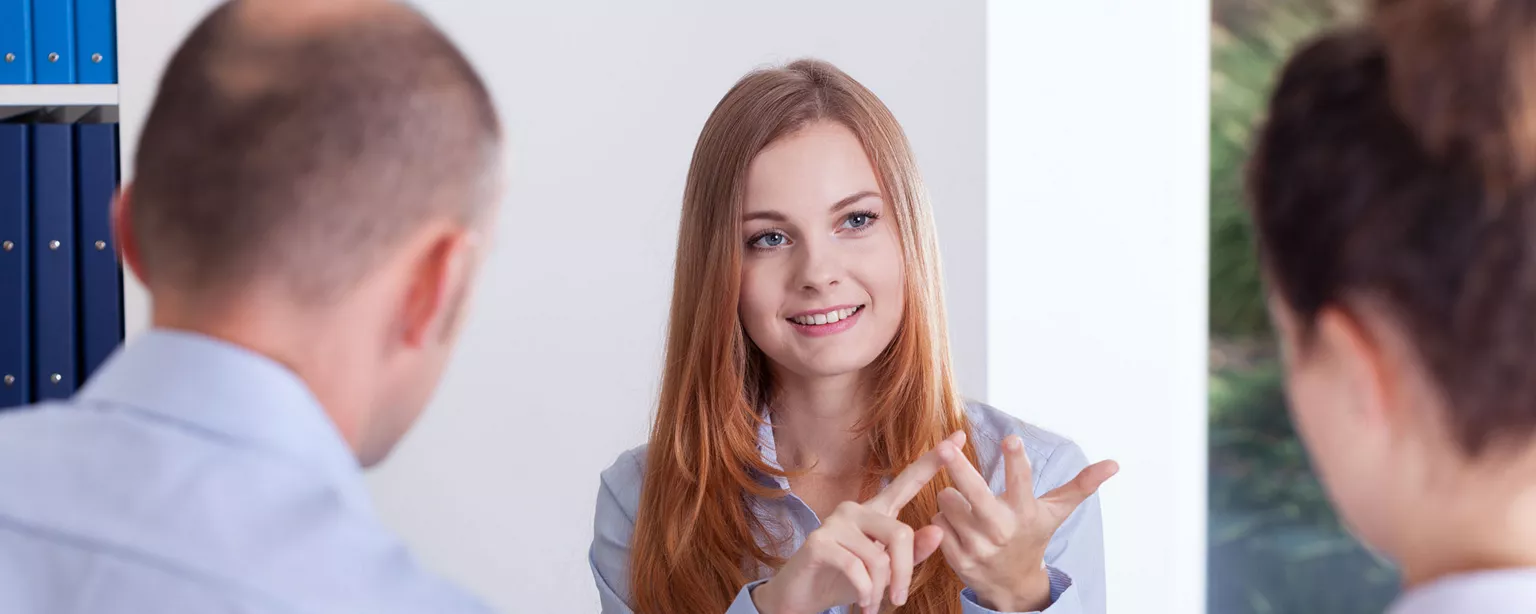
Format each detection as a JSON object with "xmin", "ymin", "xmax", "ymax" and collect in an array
[
  {"xmin": 0, "ymin": 87, "xmax": 122, "ymax": 407},
  {"xmin": 0, "ymin": 85, "xmax": 119, "ymax": 122},
  {"xmin": 0, "ymin": 84, "xmax": 118, "ymax": 107}
]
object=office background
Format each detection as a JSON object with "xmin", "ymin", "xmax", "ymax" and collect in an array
[
  {"xmin": 0, "ymin": 0, "xmax": 122, "ymax": 407},
  {"xmin": 108, "ymin": 0, "xmax": 1204, "ymax": 611}
]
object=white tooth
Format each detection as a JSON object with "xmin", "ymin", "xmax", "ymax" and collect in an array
[
  {"xmin": 826, "ymin": 310, "xmax": 841, "ymax": 324},
  {"xmin": 795, "ymin": 316, "xmax": 810, "ymax": 325},
  {"xmin": 842, "ymin": 308, "xmax": 854, "ymax": 318},
  {"xmin": 813, "ymin": 313, "xmax": 828, "ymax": 325}
]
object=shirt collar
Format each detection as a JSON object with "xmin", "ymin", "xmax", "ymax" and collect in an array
[
  {"xmin": 755, "ymin": 411, "xmax": 789, "ymax": 489},
  {"xmin": 1389, "ymin": 568, "xmax": 1536, "ymax": 614},
  {"xmin": 75, "ymin": 328, "xmax": 366, "ymax": 501}
]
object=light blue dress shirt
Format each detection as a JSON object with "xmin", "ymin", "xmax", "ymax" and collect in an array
[
  {"xmin": 1387, "ymin": 568, "xmax": 1536, "ymax": 614},
  {"xmin": 0, "ymin": 329, "xmax": 495, "ymax": 614},
  {"xmin": 591, "ymin": 402, "xmax": 1107, "ymax": 614}
]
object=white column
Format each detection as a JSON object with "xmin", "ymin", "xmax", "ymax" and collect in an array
[{"xmin": 986, "ymin": 1, "xmax": 1210, "ymax": 612}]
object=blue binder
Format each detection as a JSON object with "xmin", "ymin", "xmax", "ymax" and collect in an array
[
  {"xmin": 0, "ymin": 0, "xmax": 32, "ymax": 84},
  {"xmin": 0, "ymin": 124, "xmax": 28, "ymax": 408},
  {"xmin": 31, "ymin": 0, "xmax": 74, "ymax": 84},
  {"xmin": 31, "ymin": 122, "xmax": 74, "ymax": 400},
  {"xmin": 74, "ymin": 122, "xmax": 119, "ymax": 382},
  {"xmin": 73, "ymin": 0, "xmax": 113, "ymax": 84}
]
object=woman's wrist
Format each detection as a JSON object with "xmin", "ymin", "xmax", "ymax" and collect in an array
[
  {"xmin": 972, "ymin": 567, "xmax": 1052, "ymax": 612},
  {"xmin": 750, "ymin": 579, "xmax": 783, "ymax": 614}
]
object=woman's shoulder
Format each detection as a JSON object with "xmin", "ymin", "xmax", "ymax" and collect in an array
[
  {"xmin": 596, "ymin": 444, "xmax": 649, "ymax": 520},
  {"xmin": 963, "ymin": 399, "xmax": 1079, "ymax": 456},
  {"xmin": 591, "ymin": 445, "xmax": 650, "ymax": 601},
  {"xmin": 962, "ymin": 400, "xmax": 1091, "ymax": 496}
]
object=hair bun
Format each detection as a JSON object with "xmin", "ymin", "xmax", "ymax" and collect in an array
[{"xmin": 1373, "ymin": 0, "xmax": 1536, "ymax": 192}]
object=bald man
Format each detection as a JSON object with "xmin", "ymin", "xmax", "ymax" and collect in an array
[{"xmin": 0, "ymin": 1, "xmax": 502, "ymax": 612}]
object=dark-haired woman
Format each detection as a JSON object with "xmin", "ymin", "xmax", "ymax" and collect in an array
[{"xmin": 1250, "ymin": 1, "xmax": 1536, "ymax": 612}]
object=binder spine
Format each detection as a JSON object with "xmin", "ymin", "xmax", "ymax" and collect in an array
[
  {"xmin": 0, "ymin": 124, "xmax": 29, "ymax": 408},
  {"xmin": 31, "ymin": 0, "xmax": 76, "ymax": 84},
  {"xmin": 75, "ymin": 122, "xmax": 119, "ymax": 382},
  {"xmin": 31, "ymin": 122, "xmax": 74, "ymax": 400},
  {"xmin": 0, "ymin": 0, "xmax": 32, "ymax": 84},
  {"xmin": 73, "ymin": 0, "xmax": 113, "ymax": 84}
]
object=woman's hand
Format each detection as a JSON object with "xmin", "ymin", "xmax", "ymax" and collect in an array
[
  {"xmin": 751, "ymin": 432, "xmax": 963, "ymax": 614},
  {"xmin": 933, "ymin": 434, "xmax": 1118, "ymax": 612}
]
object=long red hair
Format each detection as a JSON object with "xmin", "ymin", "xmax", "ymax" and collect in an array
[{"xmin": 631, "ymin": 59, "xmax": 979, "ymax": 614}]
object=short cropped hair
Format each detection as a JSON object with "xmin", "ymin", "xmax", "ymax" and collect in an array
[{"xmin": 130, "ymin": 0, "xmax": 501, "ymax": 301}]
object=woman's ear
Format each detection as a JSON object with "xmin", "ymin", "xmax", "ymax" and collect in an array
[{"xmin": 1312, "ymin": 306, "xmax": 1397, "ymax": 430}]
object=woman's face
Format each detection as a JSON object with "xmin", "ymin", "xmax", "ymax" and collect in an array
[{"xmin": 738, "ymin": 120, "xmax": 905, "ymax": 381}]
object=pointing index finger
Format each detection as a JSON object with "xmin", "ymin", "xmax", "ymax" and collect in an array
[{"xmin": 866, "ymin": 431, "xmax": 967, "ymax": 516}]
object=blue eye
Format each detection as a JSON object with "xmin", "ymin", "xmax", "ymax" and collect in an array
[
  {"xmin": 841, "ymin": 211, "xmax": 879, "ymax": 230},
  {"xmin": 751, "ymin": 232, "xmax": 789, "ymax": 249}
]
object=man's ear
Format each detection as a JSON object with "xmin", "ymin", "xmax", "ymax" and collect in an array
[
  {"xmin": 113, "ymin": 184, "xmax": 148, "ymax": 287},
  {"xmin": 1313, "ymin": 306, "xmax": 1397, "ymax": 429},
  {"xmin": 398, "ymin": 229, "xmax": 476, "ymax": 347}
]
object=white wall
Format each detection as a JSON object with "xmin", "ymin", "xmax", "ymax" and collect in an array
[
  {"xmin": 986, "ymin": 1, "xmax": 1210, "ymax": 613},
  {"xmin": 118, "ymin": 1, "xmax": 987, "ymax": 610}
]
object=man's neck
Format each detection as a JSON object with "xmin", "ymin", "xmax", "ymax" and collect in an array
[
  {"xmin": 768, "ymin": 369, "xmax": 868, "ymax": 476},
  {"xmin": 150, "ymin": 297, "xmax": 370, "ymax": 458}
]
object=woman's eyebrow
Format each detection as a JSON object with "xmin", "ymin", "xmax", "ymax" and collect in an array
[{"xmin": 741, "ymin": 190, "xmax": 880, "ymax": 223}]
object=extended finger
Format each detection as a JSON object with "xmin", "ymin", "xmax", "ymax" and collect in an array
[
  {"xmin": 867, "ymin": 431, "xmax": 965, "ymax": 516},
  {"xmin": 1041, "ymin": 460, "xmax": 1120, "ymax": 521},
  {"xmin": 943, "ymin": 451, "xmax": 1013, "ymax": 530},
  {"xmin": 936, "ymin": 486, "xmax": 981, "ymax": 550},
  {"xmin": 1002, "ymin": 435, "xmax": 1036, "ymax": 508}
]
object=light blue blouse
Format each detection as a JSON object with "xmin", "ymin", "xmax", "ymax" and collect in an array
[
  {"xmin": 590, "ymin": 402, "xmax": 1107, "ymax": 614},
  {"xmin": 1387, "ymin": 569, "xmax": 1536, "ymax": 614}
]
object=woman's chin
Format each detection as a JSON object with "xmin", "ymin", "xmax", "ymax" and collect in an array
[{"xmin": 769, "ymin": 353, "xmax": 882, "ymax": 381}]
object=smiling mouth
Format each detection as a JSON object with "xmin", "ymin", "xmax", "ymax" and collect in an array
[{"xmin": 787, "ymin": 305, "xmax": 864, "ymax": 326}]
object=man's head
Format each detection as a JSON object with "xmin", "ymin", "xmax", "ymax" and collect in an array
[{"xmin": 119, "ymin": 0, "xmax": 502, "ymax": 465}]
